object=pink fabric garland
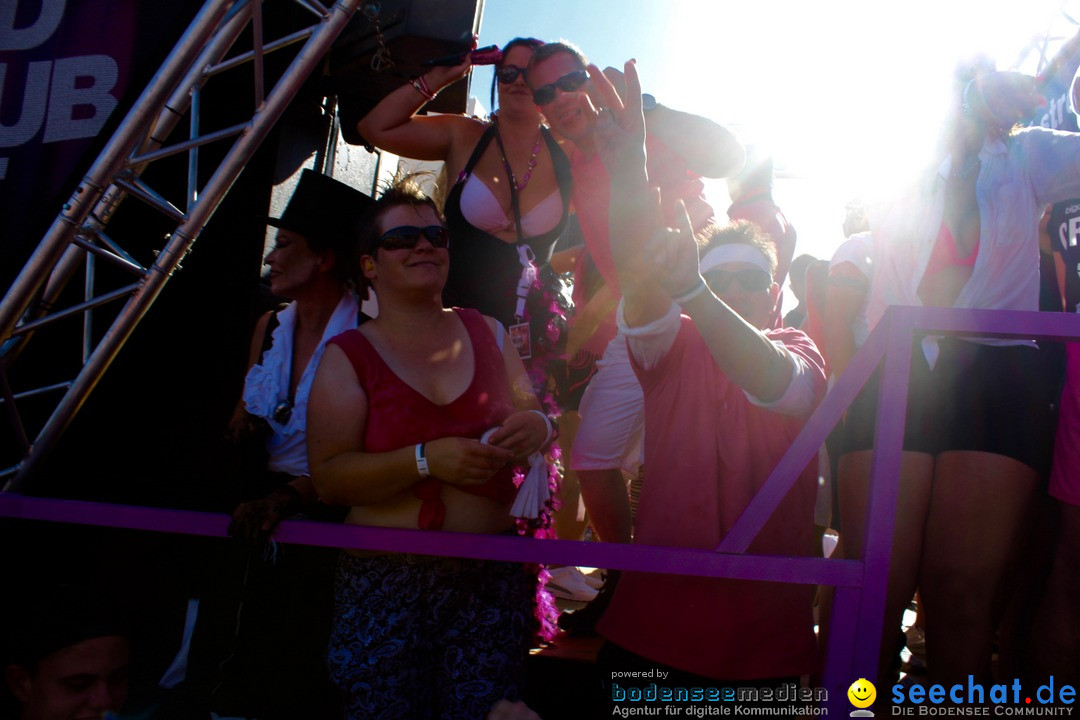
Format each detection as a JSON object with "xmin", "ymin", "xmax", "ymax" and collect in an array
[{"xmin": 514, "ymin": 258, "xmax": 571, "ymax": 642}]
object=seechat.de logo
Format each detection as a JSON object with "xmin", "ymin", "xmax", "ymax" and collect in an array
[{"xmin": 890, "ymin": 676, "xmax": 1076, "ymax": 715}]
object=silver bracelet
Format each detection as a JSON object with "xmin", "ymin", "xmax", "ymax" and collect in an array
[{"xmin": 415, "ymin": 443, "xmax": 430, "ymax": 478}]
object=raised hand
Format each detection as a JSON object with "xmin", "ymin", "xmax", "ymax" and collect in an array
[
  {"xmin": 643, "ymin": 200, "xmax": 705, "ymax": 300},
  {"xmin": 601, "ymin": 66, "xmax": 628, "ymax": 99},
  {"xmin": 585, "ymin": 59, "xmax": 646, "ymax": 179},
  {"xmin": 421, "ymin": 35, "xmax": 478, "ymax": 93},
  {"xmin": 973, "ymin": 71, "xmax": 1043, "ymax": 129}
]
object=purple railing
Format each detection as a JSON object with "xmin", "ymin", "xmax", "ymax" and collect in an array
[{"xmin": 1, "ymin": 305, "xmax": 1077, "ymax": 714}]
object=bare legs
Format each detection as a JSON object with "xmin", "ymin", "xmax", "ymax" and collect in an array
[
  {"xmin": 1030, "ymin": 502, "xmax": 1080, "ymax": 686},
  {"xmin": 836, "ymin": 449, "xmax": 1037, "ymax": 688},
  {"xmin": 552, "ymin": 411, "xmax": 589, "ymax": 542},
  {"xmin": 919, "ymin": 451, "xmax": 1038, "ymax": 685},
  {"xmin": 577, "ymin": 468, "xmax": 632, "ymax": 544}
]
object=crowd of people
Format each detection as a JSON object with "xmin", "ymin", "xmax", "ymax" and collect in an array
[{"xmin": 4, "ymin": 29, "xmax": 1080, "ymax": 720}]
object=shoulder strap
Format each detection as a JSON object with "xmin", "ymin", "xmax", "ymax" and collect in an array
[
  {"xmin": 491, "ymin": 121, "xmax": 525, "ymax": 244},
  {"xmin": 460, "ymin": 122, "xmax": 499, "ymax": 179},
  {"xmin": 314, "ymin": 311, "xmax": 373, "ymax": 392},
  {"xmin": 455, "ymin": 309, "xmax": 508, "ymax": 381},
  {"xmin": 541, "ymin": 125, "xmax": 573, "ymax": 206},
  {"xmin": 327, "ymin": 329, "xmax": 379, "ymax": 393}
]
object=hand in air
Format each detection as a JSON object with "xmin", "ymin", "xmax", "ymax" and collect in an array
[
  {"xmin": 974, "ymin": 71, "xmax": 1043, "ymax": 129},
  {"xmin": 425, "ymin": 436, "xmax": 513, "ymax": 485},
  {"xmin": 424, "ymin": 34, "xmax": 478, "ymax": 91},
  {"xmin": 601, "ymin": 66, "xmax": 628, "ymax": 98},
  {"xmin": 645, "ymin": 200, "xmax": 706, "ymax": 300},
  {"xmin": 584, "ymin": 59, "xmax": 646, "ymax": 178},
  {"xmin": 487, "ymin": 410, "xmax": 550, "ymax": 460}
]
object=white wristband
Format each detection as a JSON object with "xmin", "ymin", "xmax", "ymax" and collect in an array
[
  {"xmin": 415, "ymin": 443, "xmax": 430, "ymax": 478},
  {"xmin": 671, "ymin": 278, "xmax": 708, "ymax": 306},
  {"xmin": 528, "ymin": 410, "xmax": 554, "ymax": 448}
]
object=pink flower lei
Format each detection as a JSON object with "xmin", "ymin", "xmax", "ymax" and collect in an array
[{"xmin": 513, "ymin": 258, "xmax": 572, "ymax": 642}]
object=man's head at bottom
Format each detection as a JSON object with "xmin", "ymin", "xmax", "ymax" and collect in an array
[{"xmin": 4, "ymin": 586, "xmax": 130, "ymax": 720}]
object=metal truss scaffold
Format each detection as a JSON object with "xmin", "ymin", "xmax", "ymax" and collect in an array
[{"xmin": 0, "ymin": 0, "xmax": 364, "ymax": 490}]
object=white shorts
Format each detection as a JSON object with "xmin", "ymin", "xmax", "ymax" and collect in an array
[{"xmin": 569, "ymin": 333, "xmax": 644, "ymax": 473}]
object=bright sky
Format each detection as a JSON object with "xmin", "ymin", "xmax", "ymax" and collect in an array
[{"xmin": 474, "ymin": 0, "xmax": 1080, "ymax": 273}]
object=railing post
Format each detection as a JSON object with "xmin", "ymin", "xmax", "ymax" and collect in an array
[{"xmin": 853, "ymin": 309, "xmax": 917, "ymax": 680}]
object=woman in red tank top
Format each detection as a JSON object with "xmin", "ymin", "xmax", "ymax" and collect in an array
[{"xmin": 307, "ymin": 177, "xmax": 552, "ymax": 718}]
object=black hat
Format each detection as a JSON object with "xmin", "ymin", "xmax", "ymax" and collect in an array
[{"xmin": 266, "ymin": 169, "xmax": 373, "ymax": 253}]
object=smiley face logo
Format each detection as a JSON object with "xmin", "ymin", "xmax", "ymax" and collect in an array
[{"xmin": 848, "ymin": 678, "xmax": 876, "ymax": 709}]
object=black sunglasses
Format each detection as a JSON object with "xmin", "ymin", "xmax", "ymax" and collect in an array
[
  {"xmin": 496, "ymin": 65, "xmax": 527, "ymax": 84},
  {"xmin": 531, "ymin": 69, "xmax": 588, "ymax": 105},
  {"xmin": 704, "ymin": 268, "xmax": 772, "ymax": 293},
  {"xmin": 377, "ymin": 225, "xmax": 450, "ymax": 251}
]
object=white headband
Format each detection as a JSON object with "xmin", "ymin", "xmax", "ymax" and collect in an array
[{"xmin": 699, "ymin": 243, "xmax": 772, "ymax": 278}]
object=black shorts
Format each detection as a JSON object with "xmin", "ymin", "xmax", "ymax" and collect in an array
[
  {"xmin": 842, "ymin": 338, "xmax": 1054, "ymax": 474},
  {"xmin": 842, "ymin": 339, "xmax": 938, "ymax": 456}
]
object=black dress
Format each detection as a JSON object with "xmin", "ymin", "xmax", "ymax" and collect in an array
[{"xmin": 442, "ymin": 122, "xmax": 573, "ymax": 398}]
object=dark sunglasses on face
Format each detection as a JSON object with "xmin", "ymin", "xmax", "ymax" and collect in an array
[
  {"xmin": 705, "ymin": 268, "xmax": 772, "ymax": 293},
  {"xmin": 531, "ymin": 69, "xmax": 588, "ymax": 105},
  {"xmin": 496, "ymin": 65, "xmax": 527, "ymax": 84},
  {"xmin": 376, "ymin": 225, "xmax": 450, "ymax": 251}
]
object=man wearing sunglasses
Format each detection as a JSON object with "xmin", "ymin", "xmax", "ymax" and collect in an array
[
  {"xmin": 526, "ymin": 42, "xmax": 745, "ymax": 555},
  {"xmin": 584, "ymin": 61, "xmax": 826, "ymax": 702}
]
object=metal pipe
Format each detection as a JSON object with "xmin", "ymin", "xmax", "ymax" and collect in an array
[
  {"xmin": 7, "ymin": 0, "xmax": 363, "ymax": 489},
  {"xmin": 143, "ymin": 1, "xmax": 254, "ymax": 161},
  {"xmin": 128, "ymin": 121, "xmax": 248, "ymax": 166},
  {"xmin": 71, "ymin": 236, "xmax": 146, "ymax": 277},
  {"xmin": 0, "ymin": 2, "xmax": 248, "ymax": 363},
  {"xmin": 93, "ymin": 231, "xmax": 142, "ymax": 269},
  {"xmin": 0, "ymin": 243, "xmax": 92, "ymax": 367},
  {"xmin": 188, "ymin": 86, "xmax": 201, "ymax": 210},
  {"xmin": 290, "ymin": 0, "xmax": 331, "ymax": 20},
  {"xmin": 83, "ymin": 254, "xmax": 95, "ymax": 364},
  {"xmin": 204, "ymin": 26, "xmax": 314, "ymax": 76},
  {"xmin": 111, "ymin": 177, "xmax": 187, "ymax": 222},
  {"xmin": 9, "ymin": 284, "xmax": 140, "ymax": 338},
  {"xmin": 0, "ymin": 382, "xmax": 72, "ymax": 405},
  {"xmin": 252, "ymin": 0, "xmax": 265, "ymax": 107},
  {"xmin": 0, "ymin": 0, "xmax": 240, "ymax": 342}
]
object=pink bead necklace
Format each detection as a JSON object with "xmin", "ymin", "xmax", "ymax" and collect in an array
[{"xmin": 503, "ymin": 131, "xmax": 542, "ymax": 191}]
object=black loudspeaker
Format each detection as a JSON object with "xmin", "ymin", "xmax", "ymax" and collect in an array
[{"xmin": 328, "ymin": 0, "xmax": 484, "ymax": 145}]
